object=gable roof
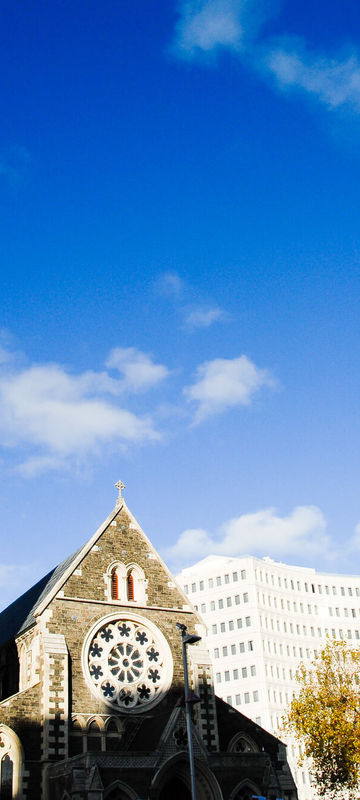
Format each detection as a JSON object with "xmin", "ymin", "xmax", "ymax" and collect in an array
[
  {"xmin": 0, "ymin": 544, "xmax": 83, "ymax": 647},
  {"xmin": 0, "ymin": 497, "xmax": 193, "ymax": 646},
  {"xmin": 0, "ymin": 500, "xmax": 120, "ymax": 646}
]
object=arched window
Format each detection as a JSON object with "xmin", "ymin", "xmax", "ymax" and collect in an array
[
  {"xmin": 105, "ymin": 718, "xmax": 123, "ymax": 752},
  {"xmin": 106, "ymin": 562, "xmax": 127, "ymax": 602},
  {"xmin": 125, "ymin": 564, "xmax": 146, "ymax": 604},
  {"xmin": 127, "ymin": 573, "xmax": 135, "ymax": 601},
  {"xmin": 87, "ymin": 720, "xmax": 102, "ymax": 752},
  {"xmin": 0, "ymin": 726, "xmax": 23, "ymax": 799},
  {"xmin": 228, "ymin": 733, "xmax": 259, "ymax": 753},
  {"xmin": 1, "ymin": 754, "xmax": 13, "ymax": 800},
  {"xmin": 112, "ymin": 571, "xmax": 119, "ymax": 599}
]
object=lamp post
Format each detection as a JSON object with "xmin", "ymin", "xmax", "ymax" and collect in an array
[{"xmin": 176, "ymin": 622, "xmax": 202, "ymax": 800}]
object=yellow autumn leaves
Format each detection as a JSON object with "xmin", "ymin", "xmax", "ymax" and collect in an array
[{"xmin": 283, "ymin": 640, "xmax": 360, "ymax": 799}]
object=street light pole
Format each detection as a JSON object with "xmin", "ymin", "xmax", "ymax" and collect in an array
[{"xmin": 176, "ymin": 623, "xmax": 201, "ymax": 800}]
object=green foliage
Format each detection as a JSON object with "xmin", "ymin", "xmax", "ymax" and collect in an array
[{"xmin": 283, "ymin": 640, "xmax": 360, "ymax": 799}]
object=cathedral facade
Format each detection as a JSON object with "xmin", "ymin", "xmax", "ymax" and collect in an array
[{"xmin": 0, "ymin": 486, "xmax": 297, "ymax": 800}]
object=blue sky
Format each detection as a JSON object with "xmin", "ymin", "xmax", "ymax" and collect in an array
[{"xmin": 1, "ymin": 0, "xmax": 360, "ymax": 609}]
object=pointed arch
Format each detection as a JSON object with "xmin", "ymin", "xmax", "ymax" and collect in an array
[
  {"xmin": 151, "ymin": 752, "xmax": 223, "ymax": 800},
  {"xmin": 0, "ymin": 725, "xmax": 24, "ymax": 799},
  {"xmin": 126, "ymin": 563, "xmax": 146, "ymax": 604},
  {"xmin": 106, "ymin": 561, "xmax": 127, "ymax": 601},
  {"xmin": 229, "ymin": 778, "xmax": 262, "ymax": 800},
  {"xmin": 227, "ymin": 732, "xmax": 259, "ymax": 753},
  {"xmin": 103, "ymin": 779, "xmax": 138, "ymax": 799}
]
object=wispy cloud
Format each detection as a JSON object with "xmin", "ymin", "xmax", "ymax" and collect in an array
[
  {"xmin": 155, "ymin": 271, "xmax": 184, "ymax": 297},
  {"xmin": 184, "ymin": 306, "xmax": 225, "ymax": 329},
  {"xmin": 171, "ymin": 0, "xmax": 360, "ymax": 118},
  {"xmin": 0, "ymin": 348, "xmax": 167, "ymax": 475},
  {"xmin": 164, "ymin": 505, "xmax": 329, "ymax": 569},
  {"xmin": 172, "ymin": 0, "xmax": 249, "ymax": 59},
  {"xmin": 106, "ymin": 347, "xmax": 169, "ymax": 392},
  {"xmin": 184, "ymin": 354, "xmax": 275, "ymax": 422},
  {"xmin": 263, "ymin": 42, "xmax": 360, "ymax": 111}
]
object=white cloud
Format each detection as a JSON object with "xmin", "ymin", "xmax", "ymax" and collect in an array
[
  {"xmin": 0, "ymin": 350, "xmax": 165, "ymax": 474},
  {"xmin": 155, "ymin": 271, "xmax": 184, "ymax": 297},
  {"xmin": 171, "ymin": 1, "xmax": 360, "ymax": 118},
  {"xmin": 264, "ymin": 43, "xmax": 360, "ymax": 111},
  {"xmin": 163, "ymin": 505, "xmax": 328, "ymax": 569},
  {"xmin": 172, "ymin": 0, "xmax": 247, "ymax": 57},
  {"xmin": 184, "ymin": 307, "xmax": 225, "ymax": 329},
  {"xmin": 106, "ymin": 347, "xmax": 169, "ymax": 392},
  {"xmin": 184, "ymin": 354, "xmax": 275, "ymax": 422}
]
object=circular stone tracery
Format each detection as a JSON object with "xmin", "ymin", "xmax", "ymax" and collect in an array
[{"xmin": 84, "ymin": 615, "xmax": 173, "ymax": 713}]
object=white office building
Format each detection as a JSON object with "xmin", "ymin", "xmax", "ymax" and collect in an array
[{"xmin": 177, "ymin": 554, "xmax": 360, "ymax": 800}]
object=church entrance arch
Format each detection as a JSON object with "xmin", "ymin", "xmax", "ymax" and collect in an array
[{"xmin": 151, "ymin": 754, "xmax": 223, "ymax": 800}]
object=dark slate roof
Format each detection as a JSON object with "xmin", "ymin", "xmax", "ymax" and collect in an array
[{"xmin": 0, "ymin": 544, "xmax": 83, "ymax": 647}]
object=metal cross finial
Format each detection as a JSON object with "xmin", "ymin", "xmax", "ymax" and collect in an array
[{"xmin": 115, "ymin": 480, "xmax": 125, "ymax": 504}]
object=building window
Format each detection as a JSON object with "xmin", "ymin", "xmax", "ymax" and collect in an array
[
  {"xmin": 210, "ymin": 601, "xmax": 215, "ymax": 611},
  {"xmin": 235, "ymin": 595, "xmax": 240, "ymax": 605},
  {"xmin": 220, "ymin": 623, "xmax": 225, "ymax": 632},
  {"xmin": 218, "ymin": 599, "xmax": 224, "ymax": 609},
  {"xmin": 241, "ymin": 570, "xmax": 246, "ymax": 579},
  {"xmin": 214, "ymin": 648, "xmax": 219, "ymax": 658},
  {"xmin": 239, "ymin": 642, "xmax": 245, "ymax": 653},
  {"xmin": 106, "ymin": 718, "xmax": 123, "ymax": 752},
  {"xmin": 253, "ymin": 691, "xmax": 259, "ymax": 702},
  {"xmin": 199, "ymin": 580, "xmax": 204, "ymax": 590},
  {"xmin": 243, "ymin": 593, "xmax": 249, "ymax": 603},
  {"xmin": 111, "ymin": 571, "xmax": 119, "ymax": 599},
  {"xmin": 245, "ymin": 617, "xmax": 251, "ymax": 627},
  {"xmin": 227, "ymin": 597, "xmax": 232, "ymax": 607},
  {"xmin": 250, "ymin": 665, "xmax": 256, "ymax": 676},
  {"xmin": 229, "ymin": 620, "xmax": 234, "ymax": 631},
  {"xmin": 191, "ymin": 583, "xmax": 196, "ymax": 593},
  {"xmin": 216, "ymin": 576, "xmax": 221, "ymax": 586},
  {"xmin": 209, "ymin": 578, "xmax": 214, "ymax": 588},
  {"xmin": 237, "ymin": 618, "xmax": 242, "ymax": 629},
  {"xmin": 235, "ymin": 694, "xmax": 241, "ymax": 705},
  {"xmin": 225, "ymin": 574, "xmax": 230, "ymax": 584},
  {"xmin": 233, "ymin": 668, "xmax": 239, "ymax": 679},
  {"xmin": 233, "ymin": 572, "xmax": 238, "ymax": 581},
  {"xmin": 200, "ymin": 603, "xmax": 206, "ymax": 613},
  {"xmin": 248, "ymin": 640, "xmax": 254, "ymax": 651},
  {"xmin": 212, "ymin": 624, "xmax": 217, "ymax": 634},
  {"xmin": 127, "ymin": 573, "xmax": 135, "ymax": 601},
  {"xmin": 87, "ymin": 720, "xmax": 102, "ymax": 752},
  {"xmin": 223, "ymin": 646, "xmax": 228, "ymax": 657},
  {"xmin": 244, "ymin": 692, "xmax": 250, "ymax": 703},
  {"xmin": 242, "ymin": 667, "xmax": 247, "ymax": 678},
  {"xmin": 231, "ymin": 644, "xmax": 236, "ymax": 655},
  {"xmin": 225, "ymin": 671, "xmax": 230, "ymax": 681}
]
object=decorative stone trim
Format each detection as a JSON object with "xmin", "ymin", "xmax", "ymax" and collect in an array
[
  {"xmin": 0, "ymin": 725, "xmax": 24, "ymax": 799},
  {"xmin": 82, "ymin": 612, "xmax": 173, "ymax": 714}
]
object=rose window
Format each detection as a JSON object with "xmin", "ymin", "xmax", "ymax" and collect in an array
[{"xmin": 83, "ymin": 615, "xmax": 173, "ymax": 713}]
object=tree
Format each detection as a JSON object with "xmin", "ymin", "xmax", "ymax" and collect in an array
[{"xmin": 283, "ymin": 640, "xmax": 360, "ymax": 799}]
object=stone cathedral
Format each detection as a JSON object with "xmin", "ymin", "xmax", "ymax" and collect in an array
[{"xmin": 0, "ymin": 484, "xmax": 297, "ymax": 800}]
